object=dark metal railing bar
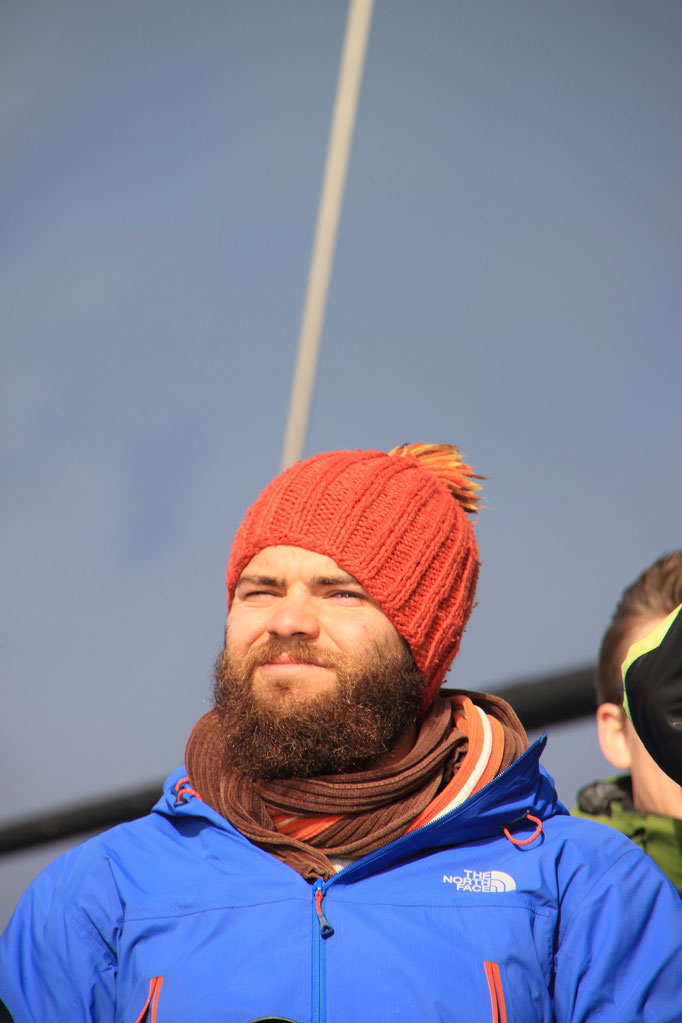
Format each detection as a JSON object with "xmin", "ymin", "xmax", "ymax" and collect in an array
[{"xmin": 0, "ymin": 664, "xmax": 595, "ymax": 856}]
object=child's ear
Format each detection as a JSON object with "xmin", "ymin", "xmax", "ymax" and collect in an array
[{"xmin": 596, "ymin": 703, "xmax": 632, "ymax": 770}]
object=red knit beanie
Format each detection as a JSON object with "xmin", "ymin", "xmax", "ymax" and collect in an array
[{"xmin": 227, "ymin": 443, "xmax": 483, "ymax": 713}]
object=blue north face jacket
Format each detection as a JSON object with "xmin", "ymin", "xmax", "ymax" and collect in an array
[{"xmin": 1, "ymin": 737, "xmax": 681, "ymax": 1022}]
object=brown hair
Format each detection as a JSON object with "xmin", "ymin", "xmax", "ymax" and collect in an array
[{"xmin": 596, "ymin": 550, "xmax": 682, "ymax": 705}]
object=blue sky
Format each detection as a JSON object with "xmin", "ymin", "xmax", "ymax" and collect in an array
[{"xmin": 1, "ymin": 1, "xmax": 681, "ymax": 926}]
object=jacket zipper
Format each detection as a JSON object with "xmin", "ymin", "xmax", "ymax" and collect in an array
[
  {"xmin": 312, "ymin": 879, "xmax": 334, "ymax": 1023},
  {"xmin": 314, "ymin": 886, "xmax": 334, "ymax": 938},
  {"xmin": 133, "ymin": 976, "xmax": 163, "ymax": 1023},
  {"xmin": 484, "ymin": 962, "xmax": 507, "ymax": 1023}
]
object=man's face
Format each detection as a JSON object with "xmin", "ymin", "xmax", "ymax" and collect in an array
[
  {"xmin": 214, "ymin": 545, "xmax": 424, "ymax": 778},
  {"xmin": 227, "ymin": 545, "xmax": 406, "ymax": 705}
]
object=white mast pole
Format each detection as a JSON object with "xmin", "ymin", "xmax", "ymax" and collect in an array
[{"xmin": 279, "ymin": 0, "xmax": 375, "ymax": 471}]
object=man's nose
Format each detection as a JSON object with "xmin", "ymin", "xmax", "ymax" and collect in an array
[{"xmin": 265, "ymin": 591, "xmax": 320, "ymax": 640}]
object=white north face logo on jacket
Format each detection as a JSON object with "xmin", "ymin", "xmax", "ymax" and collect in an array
[{"xmin": 443, "ymin": 869, "xmax": 516, "ymax": 892}]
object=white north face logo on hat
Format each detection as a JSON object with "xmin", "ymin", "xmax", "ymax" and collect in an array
[{"xmin": 443, "ymin": 869, "xmax": 516, "ymax": 892}]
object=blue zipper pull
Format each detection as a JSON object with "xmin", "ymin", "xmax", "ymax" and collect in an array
[{"xmin": 314, "ymin": 884, "xmax": 334, "ymax": 938}]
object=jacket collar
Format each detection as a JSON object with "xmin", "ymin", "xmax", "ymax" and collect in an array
[{"xmin": 154, "ymin": 735, "xmax": 565, "ymax": 878}]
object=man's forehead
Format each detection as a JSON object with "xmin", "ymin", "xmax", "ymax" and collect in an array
[{"xmin": 238, "ymin": 544, "xmax": 359, "ymax": 584}]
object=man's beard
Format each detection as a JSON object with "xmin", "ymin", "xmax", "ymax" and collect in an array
[{"xmin": 212, "ymin": 636, "xmax": 425, "ymax": 779}]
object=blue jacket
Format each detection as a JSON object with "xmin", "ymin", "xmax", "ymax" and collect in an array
[{"xmin": 1, "ymin": 737, "xmax": 681, "ymax": 1022}]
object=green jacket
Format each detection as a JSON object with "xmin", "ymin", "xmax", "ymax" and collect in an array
[{"xmin": 573, "ymin": 775, "xmax": 682, "ymax": 893}]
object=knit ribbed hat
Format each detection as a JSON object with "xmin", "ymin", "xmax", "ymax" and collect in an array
[{"xmin": 227, "ymin": 443, "xmax": 483, "ymax": 713}]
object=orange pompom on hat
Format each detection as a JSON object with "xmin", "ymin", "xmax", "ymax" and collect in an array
[{"xmin": 227, "ymin": 443, "xmax": 483, "ymax": 713}]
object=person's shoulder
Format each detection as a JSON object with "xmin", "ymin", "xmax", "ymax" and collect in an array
[
  {"xmin": 26, "ymin": 772, "xmax": 188, "ymax": 895},
  {"xmin": 22, "ymin": 814, "xmax": 154, "ymax": 911},
  {"xmin": 541, "ymin": 803, "xmax": 679, "ymax": 900},
  {"xmin": 549, "ymin": 809, "xmax": 637, "ymax": 846},
  {"xmin": 546, "ymin": 799, "xmax": 648, "ymax": 849}
]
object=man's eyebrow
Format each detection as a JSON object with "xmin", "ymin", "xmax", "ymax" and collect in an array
[
  {"xmin": 313, "ymin": 573, "xmax": 363, "ymax": 588},
  {"xmin": 236, "ymin": 573, "xmax": 284, "ymax": 589},
  {"xmin": 235, "ymin": 571, "xmax": 365, "ymax": 590}
]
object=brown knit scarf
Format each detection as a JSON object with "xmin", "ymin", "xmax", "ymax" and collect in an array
[{"xmin": 184, "ymin": 691, "xmax": 527, "ymax": 881}]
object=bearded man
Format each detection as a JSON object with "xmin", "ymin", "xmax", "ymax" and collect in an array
[{"xmin": 1, "ymin": 443, "xmax": 681, "ymax": 1022}]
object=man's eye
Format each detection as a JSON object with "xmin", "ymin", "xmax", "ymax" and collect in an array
[{"xmin": 331, "ymin": 590, "xmax": 362, "ymax": 600}]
